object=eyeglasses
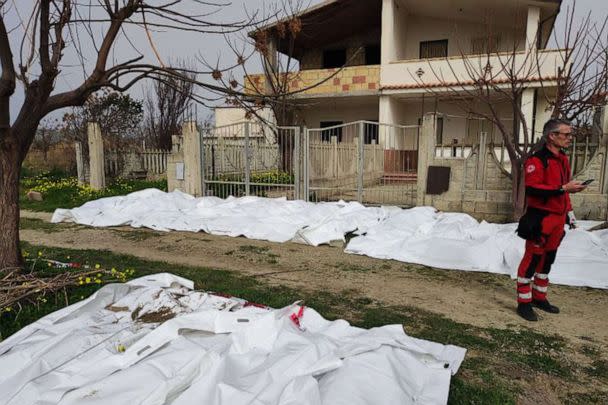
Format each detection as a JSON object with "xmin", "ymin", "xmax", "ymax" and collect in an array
[{"xmin": 553, "ymin": 131, "xmax": 573, "ymax": 138}]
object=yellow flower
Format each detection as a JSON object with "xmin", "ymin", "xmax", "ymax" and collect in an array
[
  {"xmin": 95, "ymin": 264, "xmax": 101, "ymax": 269},
  {"xmin": 79, "ymin": 281, "xmax": 84, "ymax": 285},
  {"xmin": 38, "ymin": 251, "xmax": 42, "ymax": 257},
  {"xmin": 85, "ymin": 277, "xmax": 91, "ymax": 284},
  {"xmin": 117, "ymin": 344, "xmax": 126, "ymax": 353},
  {"xmin": 96, "ymin": 273, "xmax": 101, "ymax": 278},
  {"xmin": 47, "ymin": 263, "xmax": 52, "ymax": 267}
]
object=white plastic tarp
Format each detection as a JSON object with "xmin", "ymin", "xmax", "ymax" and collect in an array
[
  {"xmin": 51, "ymin": 190, "xmax": 608, "ymax": 289},
  {"xmin": 0, "ymin": 274, "xmax": 466, "ymax": 405}
]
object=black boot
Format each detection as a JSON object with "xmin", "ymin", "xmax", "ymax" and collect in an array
[
  {"xmin": 517, "ymin": 303, "xmax": 538, "ymax": 321},
  {"xmin": 533, "ymin": 299, "xmax": 560, "ymax": 314}
]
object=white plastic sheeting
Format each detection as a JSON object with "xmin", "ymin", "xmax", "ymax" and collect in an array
[
  {"xmin": 51, "ymin": 189, "xmax": 608, "ymax": 289},
  {"xmin": 0, "ymin": 274, "xmax": 466, "ymax": 405}
]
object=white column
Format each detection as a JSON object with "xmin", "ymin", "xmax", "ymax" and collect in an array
[
  {"xmin": 525, "ymin": 6, "xmax": 541, "ymax": 51},
  {"xmin": 182, "ymin": 121, "xmax": 202, "ymax": 196},
  {"xmin": 520, "ymin": 89, "xmax": 536, "ymax": 143},
  {"xmin": 263, "ymin": 35, "xmax": 278, "ymax": 95},
  {"xmin": 520, "ymin": 7, "xmax": 541, "ymax": 143},
  {"xmin": 379, "ymin": 95, "xmax": 400, "ymax": 147},
  {"xmin": 87, "ymin": 122, "xmax": 105, "ymax": 190},
  {"xmin": 416, "ymin": 113, "xmax": 436, "ymax": 206},
  {"xmin": 381, "ymin": 0, "xmax": 397, "ymax": 65}
]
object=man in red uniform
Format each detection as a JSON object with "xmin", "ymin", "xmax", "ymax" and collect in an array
[{"xmin": 516, "ymin": 119, "xmax": 587, "ymax": 322}]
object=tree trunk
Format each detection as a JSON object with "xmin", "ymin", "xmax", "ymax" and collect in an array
[
  {"xmin": 0, "ymin": 136, "xmax": 24, "ymax": 269},
  {"xmin": 511, "ymin": 160, "xmax": 527, "ymax": 221},
  {"xmin": 275, "ymin": 109, "xmax": 294, "ymax": 173}
]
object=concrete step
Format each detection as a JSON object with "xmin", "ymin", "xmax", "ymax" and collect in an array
[{"xmin": 381, "ymin": 172, "xmax": 417, "ymax": 182}]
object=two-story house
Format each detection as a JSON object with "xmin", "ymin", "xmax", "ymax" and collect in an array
[
  {"xmin": 244, "ymin": 0, "xmax": 562, "ymax": 149},
  {"xmin": 202, "ymin": 0, "xmax": 608, "ymax": 219}
]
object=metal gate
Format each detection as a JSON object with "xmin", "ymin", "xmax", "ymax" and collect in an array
[
  {"xmin": 305, "ymin": 121, "xmax": 419, "ymax": 207},
  {"xmin": 201, "ymin": 122, "xmax": 300, "ymax": 199},
  {"xmin": 200, "ymin": 120, "xmax": 420, "ymax": 207}
]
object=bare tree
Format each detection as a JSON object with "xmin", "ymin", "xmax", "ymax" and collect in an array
[
  {"xmin": 216, "ymin": 0, "xmax": 362, "ymax": 126},
  {"xmin": 418, "ymin": 5, "xmax": 608, "ymax": 219},
  {"xmin": 206, "ymin": 0, "xmax": 362, "ymax": 171},
  {"xmin": 0, "ymin": 0, "xmax": 264, "ymax": 269},
  {"xmin": 143, "ymin": 62, "xmax": 195, "ymax": 150},
  {"xmin": 32, "ymin": 118, "xmax": 61, "ymax": 162},
  {"xmin": 62, "ymin": 89, "xmax": 143, "ymax": 152}
]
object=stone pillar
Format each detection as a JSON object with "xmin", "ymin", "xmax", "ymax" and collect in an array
[
  {"xmin": 87, "ymin": 122, "xmax": 105, "ymax": 190},
  {"xmin": 74, "ymin": 141, "xmax": 85, "ymax": 185},
  {"xmin": 182, "ymin": 121, "xmax": 203, "ymax": 197},
  {"xmin": 416, "ymin": 113, "xmax": 437, "ymax": 206},
  {"xmin": 167, "ymin": 135, "xmax": 185, "ymax": 193}
]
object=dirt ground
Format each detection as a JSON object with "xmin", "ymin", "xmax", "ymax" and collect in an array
[{"xmin": 20, "ymin": 210, "xmax": 608, "ymax": 348}]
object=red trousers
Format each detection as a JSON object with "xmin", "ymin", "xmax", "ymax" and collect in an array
[{"xmin": 516, "ymin": 213, "xmax": 566, "ymax": 303}]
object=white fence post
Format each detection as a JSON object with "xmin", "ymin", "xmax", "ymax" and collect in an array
[
  {"xmin": 294, "ymin": 127, "xmax": 301, "ymax": 200},
  {"xmin": 74, "ymin": 142, "xmax": 85, "ymax": 185},
  {"xmin": 332, "ymin": 136, "xmax": 338, "ymax": 179},
  {"xmin": 357, "ymin": 121, "xmax": 364, "ymax": 202},
  {"xmin": 244, "ymin": 121, "xmax": 251, "ymax": 196},
  {"xmin": 304, "ymin": 127, "xmax": 310, "ymax": 201},
  {"xmin": 199, "ymin": 126, "xmax": 206, "ymax": 196}
]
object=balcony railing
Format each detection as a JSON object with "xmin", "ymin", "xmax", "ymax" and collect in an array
[
  {"xmin": 381, "ymin": 49, "xmax": 566, "ymax": 91},
  {"xmin": 244, "ymin": 65, "xmax": 380, "ymax": 97}
]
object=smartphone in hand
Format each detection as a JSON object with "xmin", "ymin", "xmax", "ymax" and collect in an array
[{"xmin": 581, "ymin": 179, "xmax": 594, "ymax": 186}]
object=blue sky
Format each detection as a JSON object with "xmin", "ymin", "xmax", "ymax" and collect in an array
[{"xmin": 3, "ymin": 0, "xmax": 606, "ymax": 123}]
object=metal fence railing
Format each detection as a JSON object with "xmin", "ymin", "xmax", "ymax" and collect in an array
[
  {"xmin": 106, "ymin": 149, "xmax": 169, "ymax": 179},
  {"xmin": 434, "ymin": 113, "xmax": 603, "ymax": 177},
  {"xmin": 201, "ymin": 122, "xmax": 300, "ymax": 200},
  {"xmin": 305, "ymin": 121, "xmax": 419, "ymax": 207},
  {"xmin": 196, "ymin": 120, "xmax": 420, "ymax": 207}
]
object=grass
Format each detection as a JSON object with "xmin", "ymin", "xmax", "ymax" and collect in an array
[
  {"xmin": 238, "ymin": 245, "xmax": 271, "ymax": 255},
  {"xmin": 2, "ymin": 243, "xmax": 598, "ymax": 403},
  {"xmin": 111, "ymin": 229, "xmax": 162, "ymax": 242},
  {"xmin": 335, "ymin": 262, "xmax": 371, "ymax": 273},
  {"xmin": 19, "ymin": 217, "xmax": 78, "ymax": 233},
  {"xmin": 586, "ymin": 359, "xmax": 608, "ymax": 379},
  {"xmin": 20, "ymin": 172, "xmax": 167, "ymax": 212},
  {"xmin": 225, "ymin": 245, "xmax": 280, "ymax": 264}
]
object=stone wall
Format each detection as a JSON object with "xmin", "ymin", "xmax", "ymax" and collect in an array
[
  {"xmin": 416, "ymin": 114, "xmax": 608, "ymax": 222},
  {"xmin": 244, "ymin": 65, "xmax": 380, "ymax": 97},
  {"xmin": 570, "ymin": 146, "xmax": 608, "ymax": 220}
]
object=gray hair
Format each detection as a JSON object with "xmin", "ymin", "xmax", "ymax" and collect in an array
[{"xmin": 543, "ymin": 118, "xmax": 572, "ymax": 139}]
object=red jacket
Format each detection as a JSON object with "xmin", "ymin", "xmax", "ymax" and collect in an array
[{"xmin": 524, "ymin": 146, "xmax": 572, "ymax": 215}]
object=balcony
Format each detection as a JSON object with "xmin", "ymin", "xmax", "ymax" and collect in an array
[
  {"xmin": 380, "ymin": 49, "xmax": 565, "ymax": 92},
  {"xmin": 244, "ymin": 65, "xmax": 380, "ymax": 98}
]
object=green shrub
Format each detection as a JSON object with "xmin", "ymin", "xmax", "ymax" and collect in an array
[
  {"xmin": 20, "ymin": 175, "xmax": 168, "ymax": 211},
  {"xmin": 207, "ymin": 170, "xmax": 293, "ymax": 198}
]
